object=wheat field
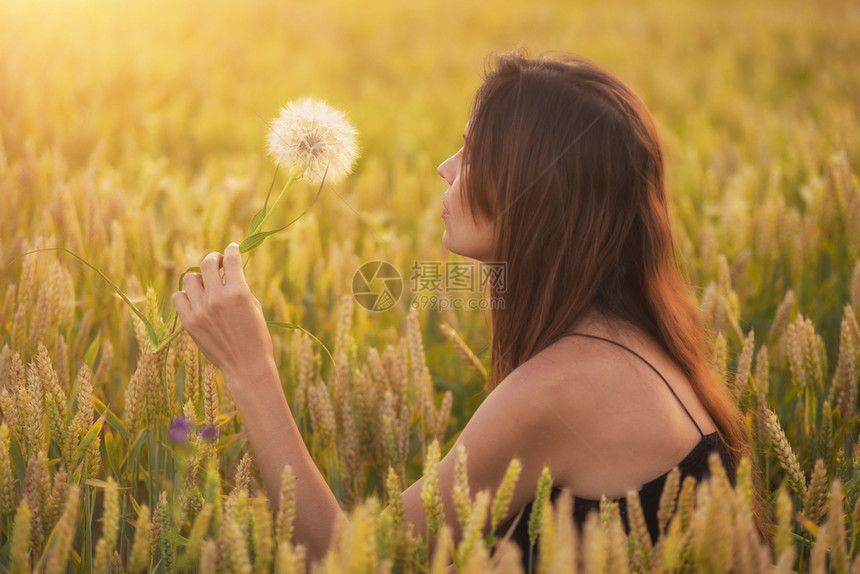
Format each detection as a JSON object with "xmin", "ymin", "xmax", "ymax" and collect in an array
[{"xmin": 0, "ymin": 0, "xmax": 859, "ymax": 571}]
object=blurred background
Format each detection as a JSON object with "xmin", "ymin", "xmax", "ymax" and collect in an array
[
  {"xmin": 0, "ymin": 0, "xmax": 858, "ymax": 379},
  {"xmin": 1, "ymin": 4, "xmax": 860, "ymax": 567}
]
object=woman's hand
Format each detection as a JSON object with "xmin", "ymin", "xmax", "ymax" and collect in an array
[
  {"xmin": 172, "ymin": 243, "xmax": 276, "ymax": 388},
  {"xmin": 174, "ymin": 244, "xmax": 345, "ymax": 559}
]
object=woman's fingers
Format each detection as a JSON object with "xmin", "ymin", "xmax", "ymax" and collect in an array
[
  {"xmin": 171, "ymin": 290, "xmax": 191, "ymax": 317},
  {"xmin": 183, "ymin": 272, "xmax": 205, "ymax": 303},
  {"xmin": 222, "ymin": 243, "xmax": 247, "ymax": 287},
  {"xmin": 201, "ymin": 251, "xmax": 225, "ymax": 290},
  {"xmin": 169, "ymin": 243, "xmax": 274, "ymax": 382},
  {"xmin": 174, "ymin": 244, "xmax": 244, "ymax": 316}
]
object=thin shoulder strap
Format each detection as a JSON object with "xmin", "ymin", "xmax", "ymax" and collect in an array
[{"xmin": 564, "ymin": 332, "xmax": 705, "ymax": 437}]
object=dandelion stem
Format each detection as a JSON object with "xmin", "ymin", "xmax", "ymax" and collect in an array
[{"xmin": 255, "ymin": 166, "xmax": 300, "ymax": 233}]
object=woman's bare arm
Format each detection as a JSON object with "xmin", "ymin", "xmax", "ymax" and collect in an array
[
  {"xmin": 172, "ymin": 243, "xmax": 579, "ymax": 562},
  {"xmin": 226, "ymin": 362, "xmax": 344, "ymax": 561},
  {"xmin": 172, "ymin": 244, "xmax": 343, "ymax": 561},
  {"xmin": 398, "ymin": 365, "xmax": 576, "ymax": 549}
]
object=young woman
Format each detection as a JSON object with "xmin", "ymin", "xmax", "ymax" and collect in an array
[{"xmin": 172, "ymin": 50, "xmax": 745, "ymax": 566}]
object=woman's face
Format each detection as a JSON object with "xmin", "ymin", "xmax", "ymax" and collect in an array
[{"xmin": 437, "ymin": 144, "xmax": 496, "ymax": 262}]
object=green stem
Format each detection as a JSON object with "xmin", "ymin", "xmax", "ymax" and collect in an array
[
  {"xmin": 163, "ymin": 426, "xmax": 170, "ymax": 503},
  {"xmin": 254, "ymin": 166, "xmax": 299, "ymax": 234},
  {"xmin": 155, "ymin": 422, "xmax": 161, "ymax": 511},
  {"xmin": 119, "ymin": 476, "xmax": 127, "ymax": 566},
  {"xmin": 86, "ymin": 486, "xmax": 95, "ymax": 574},
  {"xmin": 132, "ymin": 454, "xmax": 141, "ymax": 565},
  {"xmin": 152, "ymin": 324, "xmax": 185, "ymax": 354},
  {"xmin": 148, "ymin": 414, "xmax": 156, "ymax": 512}
]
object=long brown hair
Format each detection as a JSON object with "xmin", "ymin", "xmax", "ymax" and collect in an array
[{"xmin": 463, "ymin": 50, "xmax": 746, "ymax": 469}]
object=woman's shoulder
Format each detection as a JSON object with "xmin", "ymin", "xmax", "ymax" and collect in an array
[
  {"xmin": 454, "ymin": 333, "xmax": 627, "ymax": 487},
  {"xmin": 521, "ymin": 314, "xmax": 716, "ymax": 432},
  {"xmin": 502, "ymin": 314, "xmax": 668, "ymax": 408},
  {"xmin": 488, "ymin": 314, "xmax": 717, "ymax": 498}
]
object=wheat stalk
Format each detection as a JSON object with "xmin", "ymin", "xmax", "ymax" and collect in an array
[
  {"xmin": 774, "ymin": 488, "xmax": 794, "ymax": 559},
  {"xmin": 581, "ymin": 511, "xmax": 607, "ymax": 573},
  {"xmin": 43, "ymin": 484, "xmax": 81, "ymax": 574},
  {"xmin": 626, "ymin": 489, "xmax": 654, "ymax": 571},
  {"xmin": 275, "ymin": 464, "xmax": 296, "ymax": 545},
  {"xmin": 491, "ymin": 458, "xmax": 522, "ymax": 535},
  {"xmin": 537, "ymin": 497, "xmax": 556, "ymax": 574},
  {"xmin": 43, "ymin": 465, "xmax": 68, "ymax": 538},
  {"xmin": 252, "ymin": 496, "xmax": 274, "ymax": 572},
  {"xmin": 763, "ymin": 405, "xmax": 807, "ymax": 498},
  {"xmin": 94, "ymin": 477, "xmax": 119, "ymax": 574},
  {"xmin": 439, "ymin": 322, "xmax": 488, "ymax": 383},
  {"xmin": 155, "ymin": 491, "xmax": 174, "ymax": 573},
  {"xmin": 457, "ymin": 490, "xmax": 490, "ymax": 566},
  {"xmin": 452, "ymin": 443, "xmax": 471, "ymax": 531},
  {"xmin": 223, "ymin": 511, "xmax": 252, "ymax": 574},
  {"xmin": 421, "ymin": 439, "xmax": 444, "ymax": 535},
  {"xmin": 551, "ymin": 489, "xmax": 576, "ymax": 574},
  {"xmin": 307, "ymin": 381, "xmax": 336, "ymax": 450},
  {"xmin": 753, "ymin": 345, "xmax": 769, "ymax": 396},
  {"xmin": 733, "ymin": 329, "xmax": 756, "ymax": 398},
  {"xmin": 128, "ymin": 504, "xmax": 151, "ymax": 574},
  {"xmin": 0, "ymin": 424, "xmax": 15, "ymax": 519},
  {"xmin": 10, "ymin": 497, "xmax": 33, "ymax": 574},
  {"xmin": 829, "ymin": 480, "xmax": 849, "ymax": 574}
]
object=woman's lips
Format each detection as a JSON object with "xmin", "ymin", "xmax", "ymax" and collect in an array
[{"xmin": 441, "ymin": 208, "xmax": 449, "ymax": 218}]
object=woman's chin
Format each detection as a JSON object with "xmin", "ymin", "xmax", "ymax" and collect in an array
[
  {"xmin": 443, "ymin": 244, "xmax": 474, "ymax": 260},
  {"xmin": 441, "ymin": 230, "xmax": 452, "ymax": 252},
  {"xmin": 442, "ymin": 235, "xmax": 464, "ymax": 257},
  {"xmin": 442, "ymin": 232, "xmax": 492, "ymax": 262}
]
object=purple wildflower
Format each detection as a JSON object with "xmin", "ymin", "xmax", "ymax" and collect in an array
[
  {"xmin": 198, "ymin": 423, "xmax": 219, "ymax": 445},
  {"xmin": 169, "ymin": 416, "xmax": 192, "ymax": 443}
]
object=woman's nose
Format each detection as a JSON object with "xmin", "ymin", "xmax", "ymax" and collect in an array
[{"xmin": 437, "ymin": 155, "xmax": 456, "ymax": 184}]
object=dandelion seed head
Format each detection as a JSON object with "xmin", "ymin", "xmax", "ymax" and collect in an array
[{"xmin": 266, "ymin": 98, "xmax": 359, "ymax": 185}]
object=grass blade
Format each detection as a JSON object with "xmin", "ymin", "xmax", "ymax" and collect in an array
[
  {"xmin": 93, "ymin": 397, "xmax": 130, "ymax": 442},
  {"xmin": 74, "ymin": 408, "xmax": 109, "ymax": 468},
  {"xmin": 13, "ymin": 247, "xmax": 161, "ymax": 346},
  {"xmin": 121, "ymin": 429, "xmax": 150, "ymax": 474},
  {"xmin": 266, "ymin": 319, "xmax": 339, "ymax": 388},
  {"xmin": 178, "ymin": 267, "xmax": 201, "ymax": 290}
]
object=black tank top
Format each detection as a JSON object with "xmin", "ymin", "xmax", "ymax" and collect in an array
[{"xmin": 501, "ymin": 333, "xmax": 736, "ymax": 569}]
